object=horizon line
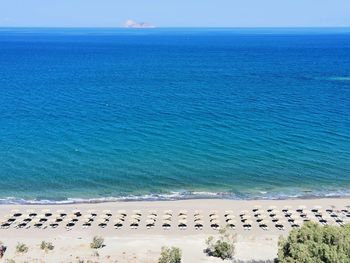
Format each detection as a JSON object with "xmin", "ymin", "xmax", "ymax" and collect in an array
[{"xmin": 1, "ymin": 26, "xmax": 350, "ymax": 29}]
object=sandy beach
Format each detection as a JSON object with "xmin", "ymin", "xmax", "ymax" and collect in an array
[{"xmin": 0, "ymin": 198, "xmax": 349, "ymax": 262}]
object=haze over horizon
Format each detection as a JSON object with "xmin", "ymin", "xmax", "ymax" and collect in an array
[{"xmin": 1, "ymin": 0, "xmax": 350, "ymax": 28}]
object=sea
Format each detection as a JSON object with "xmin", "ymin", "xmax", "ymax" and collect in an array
[{"xmin": 0, "ymin": 28, "xmax": 350, "ymax": 204}]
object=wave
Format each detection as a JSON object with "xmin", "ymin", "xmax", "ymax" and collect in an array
[{"xmin": 1, "ymin": 189, "xmax": 350, "ymax": 205}]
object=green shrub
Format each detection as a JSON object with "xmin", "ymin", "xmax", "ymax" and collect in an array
[
  {"xmin": 205, "ymin": 226, "xmax": 236, "ymax": 260},
  {"xmin": 278, "ymin": 222, "xmax": 350, "ymax": 263},
  {"xmin": 15, "ymin": 243, "xmax": 28, "ymax": 253},
  {"xmin": 0, "ymin": 241, "xmax": 6, "ymax": 259},
  {"xmin": 40, "ymin": 241, "xmax": 54, "ymax": 251},
  {"xmin": 90, "ymin": 236, "xmax": 104, "ymax": 249},
  {"xmin": 158, "ymin": 246, "xmax": 182, "ymax": 263}
]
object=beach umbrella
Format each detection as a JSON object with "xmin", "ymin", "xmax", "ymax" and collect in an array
[
  {"xmin": 133, "ymin": 209, "xmax": 141, "ymax": 215},
  {"xmin": 84, "ymin": 215, "xmax": 93, "ymax": 220},
  {"xmin": 164, "ymin": 210, "xmax": 173, "ymax": 215},
  {"xmin": 162, "ymin": 219, "xmax": 172, "ymax": 225},
  {"xmin": 162, "ymin": 218, "xmax": 172, "ymax": 223},
  {"xmin": 268, "ymin": 205, "xmax": 277, "ymax": 210},
  {"xmin": 211, "ymin": 219, "xmax": 220, "ymax": 225},
  {"xmin": 240, "ymin": 210, "xmax": 248, "ymax": 216},
  {"xmin": 312, "ymin": 205, "xmax": 322, "ymax": 212},
  {"xmin": 148, "ymin": 210, "xmax": 157, "ymax": 215},
  {"xmin": 282, "ymin": 205, "xmax": 292, "ymax": 212},
  {"xmin": 227, "ymin": 219, "xmax": 236, "ymax": 225},
  {"xmin": 146, "ymin": 219, "xmax": 155, "ymax": 225},
  {"xmin": 178, "ymin": 210, "xmax": 188, "ymax": 215},
  {"xmin": 194, "ymin": 215, "xmax": 204, "ymax": 221},
  {"xmin": 147, "ymin": 214, "xmax": 157, "ymax": 219},
  {"xmin": 210, "ymin": 215, "xmax": 219, "ymax": 221},
  {"xmin": 209, "ymin": 210, "xmax": 219, "ymax": 216},
  {"xmin": 114, "ymin": 219, "xmax": 123, "ymax": 224},
  {"xmin": 298, "ymin": 205, "xmax": 307, "ymax": 210},
  {"xmin": 195, "ymin": 219, "xmax": 204, "ymax": 225},
  {"xmin": 253, "ymin": 205, "xmax": 262, "ymax": 212},
  {"xmin": 97, "ymin": 214, "xmax": 108, "ymax": 220},
  {"xmin": 243, "ymin": 219, "xmax": 253, "ymax": 227},
  {"xmin": 178, "ymin": 218, "xmax": 187, "ymax": 224},
  {"xmin": 178, "ymin": 214, "xmax": 187, "ymax": 220},
  {"xmin": 162, "ymin": 222, "xmax": 171, "ymax": 227},
  {"xmin": 224, "ymin": 210, "xmax": 234, "ymax": 216},
  {"xmin": 194, "ymin": 217, "xmax": 203, "ymax": 222},
  {"xmin": 226, "ymin": 214, "xmax": 235, "ymax": 220},
  {"xmin": 117, "ymin": 209, "xmax": 127, "ymax": 215},
  {"xmin": 103, "ymin": 209, "xmax": 112, "ymax": 215},
  {"xmin": 162, "ymin": 215, "xmax": 172, "ymax": 220},
  {"xmin": 194, "ymin": 210, "xmax": 203, "ymax": 216}
]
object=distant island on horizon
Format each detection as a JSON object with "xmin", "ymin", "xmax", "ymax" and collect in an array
[{"xmin": 123, "ymin": 19, "xmax": 155, "ymax": 28}]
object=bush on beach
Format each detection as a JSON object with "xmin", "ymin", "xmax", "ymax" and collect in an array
[
  {"xmin": 278, "ymin": 222, "xmax": 350, "ymax": 263},
  {"xmin": 158, "ymin": 246, "xmax": 182, "ymax": 263},
  {"xmin": 15, "ymin": 242, "xmax": 28, "ymax": 253},
  {"xmin": 205, "ymin": 226, "xmax": 236, "ymax": 260},
  {"xmin": 0, "ymin": 241, "xmax": 7, "ymax": 258},
  {"xmin": 40, "ymin": 241, "xmax": 54, "ymax": 251},
  {"xmin": 90, "ymin": 236, "xmax": 104, "ymax": 249}
]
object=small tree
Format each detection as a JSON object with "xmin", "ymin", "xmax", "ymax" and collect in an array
[
  {"xmin": 205, "ymin": 226, "xmax": 236, "ymax": 260},
  {"xmin": 40, "ymin": 241, "xmax": 54, "ymax": 252},
  {"xmin": 16, "ymin": 243, "xmax": 28, "ymax": 253},
  {"xmin": 0, "ymin": 241, "xmax": 6, "ymax": 258},
  {"xmin": 158, "ymin": 246, "xmax": 182, "ymax": 263},
  {"xmin": 90, "ymin": 236, "xmax": 104, "ymax": 249},
  {"xmin": 278, "ymin": 222, "xmax": 350, "ymax": 263}
]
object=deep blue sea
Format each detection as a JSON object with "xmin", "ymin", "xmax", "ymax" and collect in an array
[{"xmin": 0, "ymin": 28, "xmax": 350, "ymax": 204}]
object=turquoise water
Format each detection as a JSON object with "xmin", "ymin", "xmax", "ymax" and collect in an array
[{"xmin": 0, "ymin": 28, "xmax": 350, "ymax": 203}]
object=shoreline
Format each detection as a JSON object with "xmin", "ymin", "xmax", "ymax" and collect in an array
[{"xmin": 1, "ymin": 191, "xmax": 350, "ymax": 205}]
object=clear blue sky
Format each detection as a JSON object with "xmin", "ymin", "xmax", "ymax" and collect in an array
[{"xmin": 1, "ymin": 0, "xmax": 350, "ymax": 27}]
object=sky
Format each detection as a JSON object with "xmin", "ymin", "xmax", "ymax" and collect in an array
[{"xmin": 1, "ymin": 0, "xmax": 350, "ymax": 27}]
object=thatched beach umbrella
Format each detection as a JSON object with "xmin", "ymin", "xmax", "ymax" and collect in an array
[
  {"xmin": 253, "ymin": 205, "xmax": 262, "ymax": 212},
  {"xmin": 117, "ymin": 209, "xmax": 127, "ymax": 215},
  {"xmin": 297, "ymin": 205, "xmax": 307, "ymax": 212},
  {"xmin": 147, "ymin": 214, "xmax": 157, "ymax": 219},
  {"xmin": 225, "ymin": 214, "xmax": 235, "ymax": 220},
  {"xmin": 210, "ymin": 219, "xmax": 220, "ymax": 229},
  {"xmin": 162, "ymin": 215, "xmax": 172, "ymax": 220},
  {"xmin": 282, "ymin": 205, "xmax": 292, "ymax": 212},
  {"xmin": 209, "ymin": 210, "xmax": 219, "ymax": 216},
  {"xmin": 194, "ymin": 210, "xmax": 203, "ymax": 216},
  {"xmin": 240, "ymin": 210, "xmax": 248, "ymax": 217},
  {"xmin": 178, "ymin": 210, "xmax": 188, "ymax": 215},
  {"xmin": 224, "ymin": 210, "xmax": 234, "ymax": 216},
  {"xmin": 164, "ymin": 210, "xmax": 173, "ymax": 215},
  {"xmin": 148, "ymin": 210, "xmax": 157, "ymax": 215}
]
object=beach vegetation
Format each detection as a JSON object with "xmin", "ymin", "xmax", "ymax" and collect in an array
[
  {"xmin": 0, "ymin": 241, "xmax": 6, "ymax": 258},
  {"xmin": 15, "ymin": 243, "xmax": 28, "ymax": 253},
  {"xmin": 205, "ymin": 226, "xmax": 236, "ymax": 260},
  {"xmin": 158, "ymin": 246, "xmax": 182, "ymax": 263},
  {"xmin": 40, "ymin": 241, "xmax": 54, "ymax": 251},
  {"xmin": 278, "ymin": 222, "xmax": 350, "ymax": 263},
  {"xmin": 90, "ymin": 236, "xmax": 104, "ymax": 249}
]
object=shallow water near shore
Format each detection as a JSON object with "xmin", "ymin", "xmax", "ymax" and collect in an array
[{"xmin": 0, "ymin": 28, "xmax": 350, "ymax": 204}]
